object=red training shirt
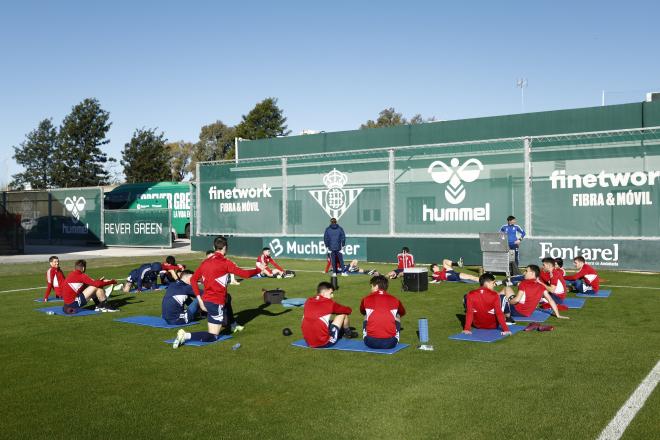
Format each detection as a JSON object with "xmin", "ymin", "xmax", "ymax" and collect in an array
[
  {"xmin": 61, "ymin": 270, "xmax": 114, "ymax": 304},
  {"xmin": 565, "ymin": 264, "xmax": 600, "ymax": 291},
  {"xmin": 396, "ymin": 253, "xmax": 415, "ymax": 270},
  {"xmin": 45, "ymin": 267, "xmax": 65, "ymax": 299},
  {"xmin": 514, "ymin": 279, "xmax": 547, "ymax": 317},
  {"xmin": 464, "ymin": 287, "xmax": 509, "ymax": 332},
  {"xmin": 360, "ymin": 290, "xmax": 406, "ymax": 339},
  {"xmin": 257, "ymin": 254, "xmax": 283, "ymax": 275},
  {"xmin": 301, "ymin": 295, "xmax": 352, "ymax": 347},
  {"xmin": 191, "ymin": 252, "xmax": 260, "ymax": 305}
]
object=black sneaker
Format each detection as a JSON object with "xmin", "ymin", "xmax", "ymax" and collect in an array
[
  {"xmin": 343, "ymin": 328, "xmax": 359, "ymax": 339},
  {"xmin": 506, "ymin": 316, "xmax": 516, "ymax": 325}
]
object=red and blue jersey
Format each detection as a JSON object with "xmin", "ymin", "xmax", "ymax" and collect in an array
[
  {"xmin": 396, "ymin": 253, "xmax": 414, "ymax": 270},
  {"xmin": 301, "ymin": 295, "xmax": 352, "ymax": 347},
  {"xmin": 257, "ymin": 254, "xmax": 283, "ymax": 275},
  {"xmin": 565, "ymin": 264, "xmax": 600, "ymax": 291},
  {"xmin": 550, "ymin": 268, "xmax": 567, "ymax": 299},
  {"xmin": 190, "ymin": 252, "xmax": 260, "ymax": 305},
  {"xmin": 360, "ymin": 290, "xmax": 406, "ymax": 339}
]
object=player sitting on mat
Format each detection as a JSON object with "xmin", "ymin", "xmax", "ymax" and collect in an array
[
  {"xmin": 501, "ymin": 265, "xmax": 569, "ymax": 321},
  {"xmin": 62, "ymin": 259, "xmax": 118, "ymax": 313},
  {"xmin": 161, "ymin": 270, "xmax": 200, "ymax": 325},
  {"xmin": 540, "ymin": 257, "xmax": 568, "ymax": 305},
  {"xmin": 160, "ymin": 256, "xmax": 186, "ymax": 285},
  {"xmin": 429, "ymin": 258, "xmax": 476, "ymax": 283},
  {"xmin": 360, "ymin": 275, "xmax": 406, "ymax": 349},
  {"xmin": 172, "ymin": 236, "xmax": 264, "ymax": 348},
  {"xmin": 43, "ymin": 255, "xmax": 65, "ymax": 301},
  {"xmin": 122, "ymin": 262, "xmax": 162, "ymax": 293},
  {"xmin": 462, "ymin": 273, "xmax": 511, "ymax": 336},
  {"xmin": 301, "ymin": 281, "xmax": 358, "ymax": 348},
  {"xmin": 564, "ymin": 256, "xmax": 601, "ymax": 294},
  {"xmin": 387, "ymin": 247, "xmax": 415, "ymax": 279},
  {"xmin": 257, "ymin": 247, "xmax": 285, "ymax": 278}
]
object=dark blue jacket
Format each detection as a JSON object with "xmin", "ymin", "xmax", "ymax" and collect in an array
[
  {"xmin": 161, "ymin": 280, "xmax": 195, "ymax": 321},
  {"xmin": 324, "ymin": 224, "xmax": 346, "ymax": 251},
  {"xmin": 129, "ymin": 262, "xmax": 162, "ymax": 291}
]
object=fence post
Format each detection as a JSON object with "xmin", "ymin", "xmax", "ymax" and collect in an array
[
  {"xmin": 388, "ymin": 149, "xmax": 395, "ymax": 236},
  {"xmin": 523, "ymin": 137, "xmax": 532, "ymax": 237},
  {"xmin": 282, "ymin": 157, "xmax": 288, "ymax": 236},
  {"xmin": 47, "ymin": 191, "xmax": 52, "ymax": 244}
]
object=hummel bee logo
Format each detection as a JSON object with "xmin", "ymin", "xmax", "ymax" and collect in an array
[
  {"xmin": 64, "ymin": 196, "xmax": 87, "ymax": 222},
  {"xmin": 309, "ymin": 169, "xmax": 363, "ymax": 220},
  {"xmin": 428, "ymin": 158, "xmax": 483, "ymax": 205}
]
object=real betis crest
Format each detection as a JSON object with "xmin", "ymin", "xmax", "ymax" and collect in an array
[{"xmin": 309, "ymin": 169, "xmax": 363, "ymax": 220}]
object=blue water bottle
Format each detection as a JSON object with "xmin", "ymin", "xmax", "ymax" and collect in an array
[{"xmin": 418, "ymin": 318, "xmax": 429, "ymax": 344}]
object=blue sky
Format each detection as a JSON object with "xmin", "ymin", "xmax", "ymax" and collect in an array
[{"xmin": 1, "ymin": 0, "xmax": 659, "ymax": 184}]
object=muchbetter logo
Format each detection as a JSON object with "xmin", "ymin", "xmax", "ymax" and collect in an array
[
  {"xmin": 428, "ymin": 158, "xmax": 483, "ymax": 204},
  {"xmin": 64, "ymin": 196, "xmax": 86, "ymax": 222},
  {"xmin": 309, "ymin": 169, "xmax": 363, "ymax": 220},
  {"xmin": 269, "ymin": 238, "xmax": 284, "ymax": 257}
]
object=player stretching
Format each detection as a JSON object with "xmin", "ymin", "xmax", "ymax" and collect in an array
[
  {"xmin": 565, "ymin": 256, "xmax": 601, "ymax": 294},
  {"xmin": 43, "ymin": 255, "xmax": 65, "ymax": 301},
  {"xmin": 61, "ymin": 260, "xmax": 118, "ymax": 314},
  {"xmin": 387, "ymin": 247, "xmax": 415, "ymax": 279},
  {"xmin": 463, "ymin": 273, "xmax": 510, "ymax": 336},
  {"xmin": 360, "ymin": 275, "xmax": 406, "ymax": 349},
  {"xmin": 172, "ymin": 236, "xmax": 263, "ymax": 348},
  {"xmin": 301, "ymin": 282, "xmax": 358, "ymax": 348},
  {"xmin": 430, "ymin": 258, "xmax": 476, "ymax": 283},
  {"xmin": 257, "ymin": 247, "xmax": 285, "ymax": 278}
]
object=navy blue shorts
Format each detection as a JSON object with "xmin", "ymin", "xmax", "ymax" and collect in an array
[
  {"xmin": 363, "ymin": 321, "xmax": 400, "ymax": 349},
  {"xmin": 204, "ymin": 301, "xmax": 224, "ymax": 325},
  {"xmin": 393, "ymin": 268, "xmax": 403, "ymax": 275},
  {"xmin": 64, "ymin": 292, "xmax": 87, "ymax": 309},
  {"xmin": 322, "ymin": 324, "xmax": 340, "ymax": 347},
  {"xmin": 445, "ymin": 270, "xmax": 460, "ymax": 282}
]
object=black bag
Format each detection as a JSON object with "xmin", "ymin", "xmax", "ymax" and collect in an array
[{"xmin": 263, "ymin": 288, "xmax": 285, "ymax": 305}]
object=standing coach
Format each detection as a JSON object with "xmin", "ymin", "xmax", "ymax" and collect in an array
[{"xmin": 324, "ymin": 218, "xmax": 346, "ymax": 276}]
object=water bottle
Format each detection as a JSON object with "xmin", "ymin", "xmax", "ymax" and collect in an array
[
  {"xmin": 418, "ymin": 318, "xmax": 429, "ymax": 344},
  {"xmin": 231, "ymin": 343, "xmax": 241, "ymax": 351},
  {"xmin": 46, "ymin": 311, "xmax": 55, "ymax": 316}
]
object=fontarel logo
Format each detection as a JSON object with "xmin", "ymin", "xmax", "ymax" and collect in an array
[
  {"xmin": 539, "ymin": 242, "xmax": 620, "ymax": 267},
  {"xmin": 309, "ymin": 169, "xmax": 363, "ymax": 220},
  {"xmin": 64, "ymin": 196, "xmax": 86, "ymax": 222},
  {"xmin": 424, "ymin": 158, "xmax": 490, "ymax": 222}
]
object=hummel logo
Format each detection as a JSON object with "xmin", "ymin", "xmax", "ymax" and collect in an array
[
  {"xmin": 64, "ymin": 196, "xmax": 87, "ymax": 222},
  {"xmin": 428, "ymin": 158, "xmax": 483, "ymax": 204}
]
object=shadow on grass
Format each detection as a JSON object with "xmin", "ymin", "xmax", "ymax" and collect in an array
[
  {"xmin": 455, "ymin": 313, "xmax": 466, "ymax": 328},
  {"xmin": 235, "ymin": 303, "xmax": 291, "ymax": 326}
]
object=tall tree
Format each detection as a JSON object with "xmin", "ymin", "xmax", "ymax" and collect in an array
[
  {"xmin": 189, "ymin": 121, "xmax": 236, "ymax": 178},
  {"xmin": 235, "ymin": 97, "xmax": 290, "ymax": 140},
  {"xmin": 53, "ymin": 98, "xmax": 112, "ymax": 187},
  {"xmin": 11, "ymin": 119, "xmax": 58, "ymax": 189},
  {"xmin": 360, "ymin": 108, "xmax": 436, "ymax": 129},
  {"xmin": 121, "ymin": 128, "xmax": 171, "ymax": 183},
  {"xmin": 167, "ymin": 140, "xmax": 194, "ymax": 181}
]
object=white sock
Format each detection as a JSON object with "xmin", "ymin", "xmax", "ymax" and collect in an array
[{"xmin": 184, "ymin": 333, "xmax": 191, "ymax": 340}]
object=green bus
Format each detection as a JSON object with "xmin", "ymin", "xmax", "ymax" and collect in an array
[{"xmin": 104, "ymin": 182, "xmax": 193, "ymax": 239}]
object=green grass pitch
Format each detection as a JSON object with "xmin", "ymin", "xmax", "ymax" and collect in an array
[{"xmin": 0, "ymin": 254, "xmax": 658, "ymax": 439}]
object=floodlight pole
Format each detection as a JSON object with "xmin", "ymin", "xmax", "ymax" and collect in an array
[{"xmin": 517, "ymin": 78, "xmax": 528, "ymax": 112}]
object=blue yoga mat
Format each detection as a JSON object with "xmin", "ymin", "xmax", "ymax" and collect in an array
[
  {"xmin": 34, "ymin": 298, "xmax": 63, "ymax": 303},
  {"xmin": 115, "ymin": 316, "xmax": 198, "ymax": 328},
  {"xmin": 36, "ymin": 306, "xmax": 99, "ymax": 317},
  {"xmin": 291, "ymin": 339, "xmax": 409, "ymax": 355},
  {"xmin": 281, "ymin": 298, "xmax": 306, "ymax": 307},
  {"xmin": 560, "ymin": 298, "xmax": 586, "ymax": 309},
  {"xmin": 511, "ymin": 309, "xmax": 551, "ymax": 322},
  {"xmin": 576, "ymin": 290, "xmax": 611, "ymax": 298},
  {"xmin": 448, "ymin": 325, "xmax": 525, "ymax": 343},
  {"xmin": 163, "ymin": 334, "xmax": 233, "ymax": 347}
]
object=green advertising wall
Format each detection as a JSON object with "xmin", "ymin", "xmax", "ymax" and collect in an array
[
  {"xmin": 3, "ymin": 188, "xmax": 103, "ymax": 244},
  {"xmin": 103, "ymin": 209, "xmax": 172, "ymax": 247}
]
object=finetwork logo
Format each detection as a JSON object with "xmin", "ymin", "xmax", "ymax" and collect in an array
[
  {"xmin": 428, "ymin": 158, "xmax": 483, "ymax": 204},
  {"xmin": 424, "ymin": 157, "xmax": 490, "ymax": 222},
  {"xmin": 309, "ymin": 169, "xmax": 363, "ymax": 220},
  {"xmin": 64, "ymin": 196, "xmax": 86, "ymax": 222}
]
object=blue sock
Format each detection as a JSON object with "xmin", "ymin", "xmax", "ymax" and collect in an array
[{"xmin": 189, "ymin": 332, "xmax": 218, "ymax": 342}]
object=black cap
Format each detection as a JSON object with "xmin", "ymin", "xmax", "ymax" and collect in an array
[{"xmin": 282, "ymin": 328, "xmax": 293, "ymax": 336}]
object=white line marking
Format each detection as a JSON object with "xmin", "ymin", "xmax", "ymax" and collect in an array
[
  {"xmin": 603, "ymin": 284, "xmax": 660, "ymax": 291},
  {"xmin": 1, "ymin": 286, "xmax": 45, "ymax": 294},
  {"xmin": 596, "ymin": 359, "xmax": 660, "ymax": 440}
]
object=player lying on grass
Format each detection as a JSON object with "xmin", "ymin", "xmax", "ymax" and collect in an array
[
  {"xmin": 172, "ymin": 236, "xmax": 263, "ymax": 348},
  {"xmin": 122, "ymin": 262, "xmax": 162, "ymax": 293},
  {"xmin": 387, "ymin": 247, "xmax": 415, "ymax": 279},
  {"xmin": 43, "ymin": 255, "xmax": 65, "ymax": 301},
  {"xmin": 160, "ymin": 255, "xmax": 186, "ymax": 285},
  {"xmin": 564, "ymin": 256, "xmax": 601, "ymax": 293},
  {"xmin": 430, "ymin": 258, "xmax": 476, "ymax": 283},
  {"xmin": 462, "ymin": 273, "xmax": 510, "ymax": 336},
  {"xmin": 161, "ymin": 270, "xmax": 200, "ymax": 325},
  {"xmin": 301, "ymin": 281, "xmax": 358, "ymax": 348},
  {"xmin": 500, "ymin": 265, "xmax": 569, "ymax": 322},
  {"xmin": 541, "ymin": 257, "xmax": 568, "ymax": 305},
  {"xmin": 62, "ymin": 259, "xmax": 118, "ymax": 313},
  {"xmin": 343, "ymin": 259, "xmax": 377, "ymax": 275},
  {"xmin": 360, "ymin": 275, "xmax": 406, "ymax": 349}
]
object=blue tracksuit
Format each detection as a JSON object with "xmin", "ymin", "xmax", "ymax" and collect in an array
[
  {"xmin": 500, "ymin": 223, "xmax": 526, "ymax": 265},
  {"xmin": 128, "ymin": 262, "xmax": 162, "ymax": 291},
  {"xmin": 324, "ymin": 224, "xmax": 346, "ymax": 273},
  {"xmin": 161, "ymin": 280, "xmax": 198, "ymax": 325}
]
